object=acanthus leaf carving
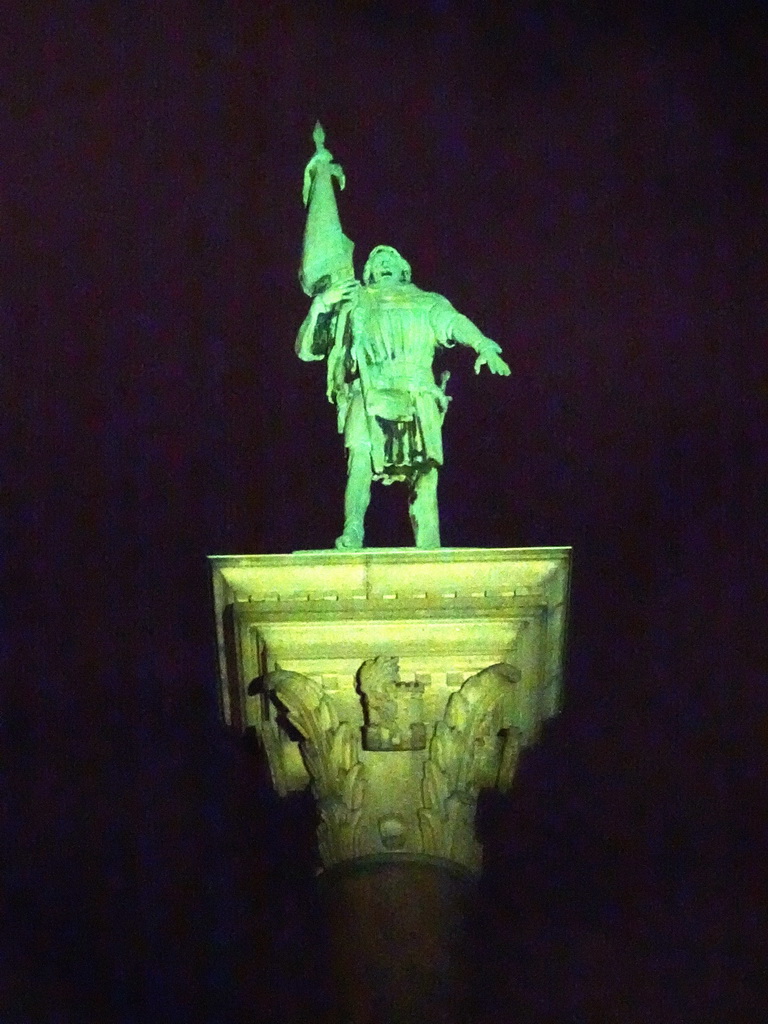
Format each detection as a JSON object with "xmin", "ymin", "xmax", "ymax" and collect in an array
[
  {"xmin": 256, "ymin": 661, "xmax": 523, "ymax": 874},
  {"xmin": 264, "ymin": 669, "xmax": 365, "ymax": 866},
  {"xmin": 419, "ymin": 663, "xmax": 523, "ymax": 871}
]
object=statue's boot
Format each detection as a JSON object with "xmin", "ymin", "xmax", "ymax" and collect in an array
[
  {"xmin": 410, "ymin": 467, "xmax": 441, "ymax": 549},
  {"xmin": 335, "ymin": 525, "xmax": 363, "ymax": 550}
]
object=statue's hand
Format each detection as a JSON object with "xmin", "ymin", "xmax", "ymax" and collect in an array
[
  {"xmin": 474, "ymin": 349, "xmax": 511, "ymax": 376},
  {"xmin": 315, "ymin": 277, "xmax": 359, "ymax": 311}
]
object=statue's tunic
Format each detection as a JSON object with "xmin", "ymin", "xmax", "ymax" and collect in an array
[{"xmin": 298, "ymin": 283, "xmax": 460, "ymax": 483}]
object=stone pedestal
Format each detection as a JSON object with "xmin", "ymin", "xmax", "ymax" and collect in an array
[{"xmin": 210, "ymin": 547, "xmax": 570, "ymax": 1021}]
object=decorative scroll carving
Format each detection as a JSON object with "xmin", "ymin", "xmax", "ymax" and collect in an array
[
  {"xmin": 252, "ymin": 661, "xmax": 523, "ymax": 874},
  {"xmin": 259, "ymin": 712, "xmax": 312, "ymax": 796},
  {"xmin": 264, "ymin": 670, "xmax": 366, "ymax": 866},
  {"xmin": 357, "ymin": 656, "xmax": 427, "ymax": 751},
  {"xmin": 419, "ymin": 663, "xmax": 522, "ymax": 872}
]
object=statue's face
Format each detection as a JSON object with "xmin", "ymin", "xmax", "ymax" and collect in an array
[{"xmin": 364, "ymin": 246, "xmax": 411, "ymax": 285}]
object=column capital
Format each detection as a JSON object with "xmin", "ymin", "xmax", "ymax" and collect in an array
[{"xmin": 210, "ymin": 547, "xmax": 570, "ymax": 874}]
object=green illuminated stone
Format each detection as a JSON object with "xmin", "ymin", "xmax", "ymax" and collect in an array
[
  {"xmin": 297, "ymin": 124, "xmax": 511, "ymax": 550},
  {"xmin": 209, "ymin": 546, "xmax": 571, "ymax": 874}
]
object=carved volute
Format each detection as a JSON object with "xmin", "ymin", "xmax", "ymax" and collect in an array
[{"xmin": 254, "ymin": 658, "xmax": 521, "ymax": 873}]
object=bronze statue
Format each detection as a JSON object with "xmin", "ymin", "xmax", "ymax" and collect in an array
[{"xmin": 297, "ymin": 124, "xmax": 510, "ymax": 549}]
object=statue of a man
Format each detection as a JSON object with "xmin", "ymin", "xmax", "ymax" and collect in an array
[{"xmin": 296, "ymin": 125, "xmax": 510, "ymax": 550}]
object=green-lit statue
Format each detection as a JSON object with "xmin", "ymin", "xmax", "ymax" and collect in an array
[{"xmin": 297, "ymin": 123, "xmax": 510, "ymax": 550}]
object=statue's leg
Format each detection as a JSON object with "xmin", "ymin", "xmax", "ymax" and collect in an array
[
  {"xmin": 409, "ymin": 467, "xmax": 440, "ymax": 549},
  {"xmin": 336, "ymin": 444, "xmax": 372, "ymax": 550}
]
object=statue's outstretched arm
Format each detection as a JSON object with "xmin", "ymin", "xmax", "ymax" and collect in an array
[{"xmin": 449, "ymin": 313, "xmax": 511, "ymax": 377}]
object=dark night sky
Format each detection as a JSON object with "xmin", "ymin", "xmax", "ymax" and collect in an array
[{"xmin": 3, "ymin": 2, "xmax": 766, "ymax": 1021}]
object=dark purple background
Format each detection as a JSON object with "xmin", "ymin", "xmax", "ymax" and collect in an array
[{"xmin": 3, "ymin": 2, "xmax": 766, "ymax": 1021}]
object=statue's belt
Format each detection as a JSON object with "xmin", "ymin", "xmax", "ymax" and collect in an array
[
  {"xmin": 363, "ymin": 364, "xmax": 439, "ymax": 393},
  {"xmin": 363, "ymin": 385, "xmax": 444, "ymax": 422}
]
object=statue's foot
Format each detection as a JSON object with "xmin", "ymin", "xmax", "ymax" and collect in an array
[{"xmin": 335, "ymin": 528, "xmax": 363, "ymax": 550}]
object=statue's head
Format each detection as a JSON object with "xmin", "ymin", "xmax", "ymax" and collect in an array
[{"xmin": 363, "ymin": 245, "xmax": 412, "ymax": 285}]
